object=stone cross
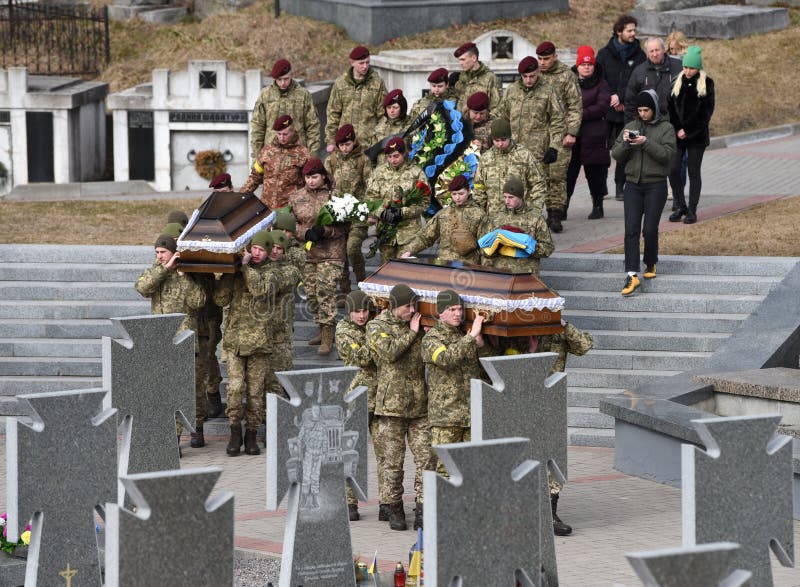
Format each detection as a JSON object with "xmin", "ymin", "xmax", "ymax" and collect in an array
[
  {"xmin": 626, "ymin": 542, "xmax": 752, "ymax": 587},
  {"xmin": 105, "ymin": 466, "xmax": 234, "ymax": 585},
  {"xmin": 471, "ymin": 352, "xmax": 566, "ymax": 585},
  {"xmin": 682, "ymin": 414, "xmax": 794, "ymax": 585},
  {"xmin": 103, "ymin": 314, "xmax": 195, "ymax": 501},
  {"xmin": 6, "ymin": 388, "xmax": 117, "ymax": 586},
  {"xmin": 423, "ymin": 438, "xmax": 543, "ymax": 587},
  {"xmin": 266, "ymin": 367, "xmax": 368, "ymax": 587}
]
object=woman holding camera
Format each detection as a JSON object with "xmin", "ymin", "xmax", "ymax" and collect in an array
[{"xmin": 612, "ymin": 89, "xmax": 676, "ymax": 296}]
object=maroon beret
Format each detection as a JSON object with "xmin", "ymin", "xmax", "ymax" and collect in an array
[
  {"xmin": 383, "ymin": 89, "xmax": 404, "ymax": 108},
  {"xmin": 383, "ymin": 137, "xmax": 406, "ymax": 155},
  {"xmin": 536, "ymin": 41, "xmax": 556, "ymax": 56},
  {"xmin": 272, "ymin": 114, "xmax": 293, "ymax": 131},
  {"xmin": 454, "ymin": 42, "xmax": 477, "ymax": 58},
  {"xmin": 427, "ymin": 68, "xmax": 449, "ymax": 84},
  {"xmin": 518, "ymin": 56, "xmax": 539, "ymax": 74},
  {"xmin": 449, "ymin": 174, "xmax": 469, "ymax": 192},
  {"xmin": 335, "ymin": 124, "xmax": 356, "ymax": 145},
  {"xmin": 349, "ymin": 45, "xmax": 370, "ymax": 60},
  {"xmin": 466, "ymin": 91, "xmax": 489, "ymax": 111},
  {"xmin": 302, "ymin": 158, "xmax": 325, "ymax": 176},
  {"xmin": 270, "ymin": 59, "xmax": 291, "ymax": 79},
  {"xmin": 209, "ymin": 172, "xmax": 232, "ymax": 189}
]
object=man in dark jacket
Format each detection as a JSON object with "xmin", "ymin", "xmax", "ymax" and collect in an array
[
  {"xmin": 596, "ymin": 14, "xmax": 646, "ymax": 199},
  {"xmin": 624, "ymin": 37, "xmax": 682, "ymax": 123}
]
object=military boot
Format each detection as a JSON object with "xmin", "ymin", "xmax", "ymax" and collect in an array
[
  {"xmin": 378, "ymin": 503, "xmax": 390, "ymax": 521},
  {"xmin": 348, "ymin": 503, "xmax": 360, "ymax": 521},
  {"xmin": 317, "ymin": 325, "xmax": 334, "ymax": 356},
  {"xmin": 190, "ymin": 425, "xmax": 205, "ymax": 448},
  {"xmin": 413, "ymin": 501, "xmax": 423, "ymax": 530},
  {"xmin": 177, "ymin": 435, "xmax": 182, "ymax": 459},
  {"xmin": 551, "ymin": 494, "xmax": 573, "ymax": 536},
  {"xmin": 588, "ymin": 196, "xmax": 604, "ymax": 220},
  {"xmin": 226, "ymin": 423, "xmax": 243, "ymax": 456},
  {"xmin": 388, "ymin": 502, "xmax": 407, "ymax": 531},
  {"xmin": 548, "ymin": 209, "xmax": 564, "ymax": 233},
  {"xmin": 244, "ymin": 429, "xmax": 261, "ymax": 455},
  {"xmin": 206, "ymin": 392, "xmax": 225, "ymax": 418},
  {"xmin": 308, "ymin": 327, "xmax": 323, "ymax": 346}
]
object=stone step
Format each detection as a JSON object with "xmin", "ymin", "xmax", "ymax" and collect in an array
[
  {"xmin": 567, "ymin": 406, "xmax": 615, "ymax": 430},
  {"xmin": 0, "ymin": 300, "xmax": 150, "ymax": 320},
  {"xmin": 589, "ymin": 330, "xmax": 729, "ymax": 352},
  {"xmin": 0, "ymin": 245, "xmax": 154, "ymax": 265},
  {"xmin": 0, "ymin": 319, "xmax": 115, "ymax": 339},
  {"xmin": 0, "ymin": 356, "xmax": 101, "ymax": 377},
  {"xmin": 568, "ymin": 349, "xmax": 710, "ymax": 371},
  {"xmin": 567, "ymin": 427, "xmax": 615, "ymax": 448},
  {"xmin": 0, "ymin": 376, "xmax": 102, "ymax": 395},
  {"xmin": 563, "ymin": 310, "xmax": 746, "ymax": 333},
  {"xmin": 567, "ymin": 387, "xmax": 625, "ymax": 409},
  {"xmin": 0, "ymin": 282, "xmax": 141, "ymax": 301},
  {"xmin": 562, "ymin": 290, "xmax": 762, "ymax": 315},
  {"xmin": 541, "ymin": 271, "xmax": 780, "ymax": 296},
  {"xmin": 566, "ymin": 367, "xmax": 681, "ymax": 390},
  {"xmin": 0, "ymin": 263, "xmax": 142, "ymax": 282},
  {"xmin": 0, "ymin": 338, "xmax": 102, "ymax": 358}
]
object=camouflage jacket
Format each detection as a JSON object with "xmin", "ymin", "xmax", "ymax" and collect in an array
[
  {"xmin": 335, "ymin": 317, "xmax": 378, "ymax": 413},
  {"xmin": 480, "ymin": 201, "xmax": 554, "ymax": 275},
  {"xmin": 325, "ymin": 68, "xmax": 387, "ymax": 146},
  {"xmin": 365, "ymin": 160, "xmax": 427, "ymax": 246},
  {"xmin": 134, "ymin": 263, "xmax": 206, "ymax": 351},
  {"xmin": 367, "ymin": 310, "xmax": 426, "ymax": 418},
  {"xmin": 471, "ymin": 114, "xmax": 495, "ymax": 154},
  {"xmin": 241, "ymin": 134, "xmax": 310, "ymax": 210},
  {"xmin": 289, "ymin": 184, "xmax": 348, "ymax": 263},
  {"xmin": 473, "ymin": 142, "xmax": 547, "ymax": 216},
  {"xmin": 369, "ymin": 115, "xmax": 411, "ymax": 148},
  {"xmin": 408, "ymin": 89, "xmax": 460, "ymax": 119},
  {"xmin": 539, "ymin": 322, "xmax": 594, "ymax": 375},
  {"xmin": 540, "ymin": 60, "xmax": 585, "ymax": 138},
  {"xmin": 496, "ymin": 79, "xmax": 566, "ymax": 158},
  {"xmin": 324, "ymin": 144, "xmax": 372, "ymax": 227},
  {"xmin": 268, "ymin": 258, "xmax": 303, "ymax": 346},
  {"xmin": 194, "ymin": 273, "xmax": 223, "ymax": 338},
  {"xmin": 249, "ymin": 80, "xmax": 321, "ymax": 160},
  {"xmin": 404, "ymin": 198, "xmax": 485, "ymax": 264},
  {"xmin": 284, "ymin": 239, "xmax": 307, "ymax": 273},
  {"xmin": 453, "ymin": 62, "xmax": 502, "ymax": 114},
  {"xmin": 421, "ymin": 321, "xmax": 488, "ymax": 427},
  {"xmin": 214, "ymin": 261, "xmax": 297, "ymax": 356}
]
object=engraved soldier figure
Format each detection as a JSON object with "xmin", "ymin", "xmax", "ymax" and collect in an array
[{"xmin": 296, "ymin": 403, "xmax": 328, "ymax": 509}]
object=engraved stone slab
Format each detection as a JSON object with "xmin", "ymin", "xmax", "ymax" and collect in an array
[
  {"xmin": 266, "ymin": 367, "xmax": 368, "ymax": 587},
  {"xmin": 471, "ymin": 352, "xmax": 566, "ymax": 585},
  {"xmin": 694, "ymin": 368, "xmax": 800, "ymax": 403},
  {"xmin": 423, "ymin": 438, "xmax": 542, "ymax": 587},
  {"xmin": 627, "ymin": 542, "xmax": 751, "ymax": 587},
  {"xmin": 6, "ymin": 389, "xmax": 117, "ymax": 587},
  {"xmin": 682, "ymin": 415, "xmax": 795, "ymax": 585},
  {"xmin": 105, "ymin": 466, "xmax": 234, "ymax": 586},
  {"xmin": 103, "ymin": 314, "xmax": 195, "ymax": 501}
]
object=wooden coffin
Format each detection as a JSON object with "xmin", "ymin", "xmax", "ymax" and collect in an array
[
  {"xmin": 359, "ymin": 258, "xmax": 565, "ymax": 337},
  {"xmin": 176, "ymin": 191, "xmax": 271, "ymax": 273}
]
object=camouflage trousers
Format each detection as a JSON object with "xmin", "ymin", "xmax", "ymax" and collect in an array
[
  {"xmin": 430, "ymin": 425, "xmax": 471, "ymax": 477},
  {"xmin": 198, "ymin": 317, "xmax": 223, "ymax": 396},
  {"xmin": 303, "ymin": 260, "xmax": 344, "ymax": 326},
  {"xmin": 225, "ymin": 352, "xmax": 268, "ymax": 430},
  {"xmin": 347, "ymin": 413, "xmax": 381, "ymax": 505},
  {"xmin": 262, "ymin": 340, "xmax": 293, "ymax": 422},
  {"xmin": 376, "ymin": 415, "xmax": 433, "ymax": 504},
  {"xmin": 379, "ymin": 242, "xmax": 398, "ymax": 265},
  {"xmin": 176, "ymin": 351, "xmax": 207, "ymax": 436},
  {"xmin": 549, "ymin": 471, "xmax": 562, "ymax": 495},
  {"xmin": 544, "ymin": 145, "xmax": 573, "ymax": 210},
  {"xmin": 346, "ymin": 225, "xmax": 369, "ymax": 285}
]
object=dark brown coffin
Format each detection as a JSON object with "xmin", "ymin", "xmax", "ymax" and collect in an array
[
  {"xmin": 360, "ymin": 258, "xmax": 565, "ymax": 337},
  {"xmin": 176, "ymin": 191, "xmax": 270, "ymax": 273}
]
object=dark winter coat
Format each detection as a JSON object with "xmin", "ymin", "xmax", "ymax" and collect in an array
[
  {"xmin": 624, "ymin": 55, "xmax": 682, "ymax": 122},
  {"xmin": 668, "ymin": 71, "xmax": 716, "ymax": 147},
  {"xmin": 595, "ymin": 36, "xmax": 646, "ymax": 124},
  {"xmin": 572, "ymin": 64, "xmax": 612, "ymax": 166}
]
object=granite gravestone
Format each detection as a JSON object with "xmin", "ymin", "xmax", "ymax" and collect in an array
[
  {"xmin": 471, "ymin": 352, "xmax": 565, "ymax": 586},
  {"xmin": 6, "ymin": 389, "xmax": 117, "ymax": 586},
  {"xmin": 423, "ymin": 438, "xmax": 542, "ymax": 587},
  {"xmin": 683, "ymin": 415, "xmax": 794, "ymax": 585},
  {"xmin": 103, "ymin": 314, "xmax": 195, "ymax": 502},
  {"xmin": 626, "ymin": 542, "xmax": 751, "ymax": 587},
  {"xmin": 266, "ymin": 367, "xmax": 368, "ymax": 587},
  {"xmin": 105, "ymin": 467, "xmax": 234, "ymax": 586}
]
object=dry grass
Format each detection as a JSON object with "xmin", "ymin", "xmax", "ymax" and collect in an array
[
  {"xmin": 97, "ymin": 0, "xmax": 800, "ymax": 136},
  {"xmin": 0, "ymin": 199, "xmax": 204, "ymax": 245}
]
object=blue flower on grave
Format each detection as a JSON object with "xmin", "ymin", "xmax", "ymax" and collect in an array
[
  {"xmin": 425, "ymin": 165, "xmax": 437, "ymax": 178},
  {"xmin": 443, "ymin": 143, "xmax": 455, "ymax": 156},
  {"xmin": 434, "ymin": 154, "xmax": 447, "ymax": 167},
  {"xmin": 452, "ymin": 132, "xmax": 464, "ymax": 144}
]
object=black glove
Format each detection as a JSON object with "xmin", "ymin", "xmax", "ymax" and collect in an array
[
  {"xmin": 543, "ymin": 148, "xmax": 558, "ymax": 164},
  {"xmin": 381, "ymin": 207, "xmax": 403, "ymax": 225},
  {"xmin": 304, "ymin": 225, "xmax": 325, "ymax": 243}
]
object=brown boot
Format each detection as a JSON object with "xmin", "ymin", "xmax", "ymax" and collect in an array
[
  {"xmin": 317, "ymin": 325, "xmax": 334, "ymax": 356},
  {"xmin": 244, "ymin": 429, "xmax": 261, "ymax": 455},
  {"xmin": 348, "ymin": 503, "xmax": 360, "ymax": 521},
  {"xmin": 308, "ymin": 328, "xmax": 323, "ymax": 346},
  {"xmin": 206, "ymin": 392, "xmax": 225, "ymax": 418},
  {"xmin": 226, "ymin": 423, "xmax": 242, "ymax": 456},
  {"xmin": 190, "ymin": 425, "xmax": 205, "ymax": 448},
  {"xmin": 388, "ymin": 502, "xmax": 407, "ymax": 531}
]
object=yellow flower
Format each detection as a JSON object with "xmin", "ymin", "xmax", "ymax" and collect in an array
[{"xmin": 20, "ymin": 530, "xmax": 30, "ymax": 546}]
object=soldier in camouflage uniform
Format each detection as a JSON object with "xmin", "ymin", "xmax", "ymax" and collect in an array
[
  {"xmin": 400, "ymin": 174, "xmax": 485, "ymax": 264},
  {"xmin": 135, "ymin": 234, "xmax": 207, "ymax": 451},
  {"xmin": 241, "ymin": 115, "xmax": 310, "ymax": 211},
  {"xmin": 473, "ymin": 119, "xmax": 547, "ymax": 216},
  {"xmin": 465, "ymin": 92, "xmax": 494, "ymax": 154},
  {"xmin": 364, "ymin": 137, "xmax": 427, "ymax": 262},
  {"xmin": 325, "ymin": 46, "xmax": 388, "ymax": 152},
  {"xmin": 366, "ymin": 284, "xmax": 432, "ymax": 531},
  {"xmin": 422, "ymin": 290, "xmax": 491, "ymax": 475},
  {"xmin": 249, "ymin": 59, "xmax": 321, "ymax": 160},
  {"xmin": 409, "ymin": 68, "xmax": 459, "ymax": 119},
  {"xmin": 273, "ymin": 211, "xmax": 306, "ymax": 274},
  {"xmin": 452, "ymin": 42, "xmax": 502, "ymax": 114},
  {"xmin": 290, "ymin": 158, "xmax": 349, "ymax": 356},
  {"xmin": 369, "ymin": 89, "xmax": 411, "ymax": 152},
  {"xmin": 480, "ymin": 176, "xmax": 554, "ymax": 276},
  {"xmin": 537, "ymin": 43, "xmax": 583, "ymax": 232},
  {"xmin": 194, "ymin": 274, "xmax": 224, "ymax": 440},
  {"xmin": 335, "ymin": 290, "xmax": 382, "ymax": 522}
]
